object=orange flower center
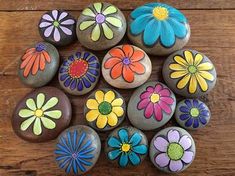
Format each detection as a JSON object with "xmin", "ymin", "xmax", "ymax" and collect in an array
[{"xmin": 69, "ymin": 59, "xmax": 88, "ymax": 78}]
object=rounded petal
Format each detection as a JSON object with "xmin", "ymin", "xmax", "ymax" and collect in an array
[
  {"xmin": 42, "ymin": 97, "xmax": 59, "ymax": 111},
  {"xmin": 53, "ymin": 28, "xmax": 61, "ymax": 42},
  {"xmin": 137, "ymin": 98, "xmax": 149, "ymax": 109},
  {"xmin": 132, "ymin": 145, "xmax": 148, "ymax": 154},
  {"xmin": 44, "ymin": 110, "xmax": 62, "ymax": 119},
  {"xmin": 104, "ymin": 90, "xmax": 115, "ymax": 103},
  {"xmin": 18, "ymin": 109, "xmax": 34, "ymax": 118},
  {"xmin": 118, "ymin": 128, "xmax": 128, "ymax": 143},
  {"xmin": 112, "ymin": 107, "xmax": 124, "ymax": 117},
  {"xmin": 169, "ymin": 160, "xmax": 183, "ymax": 172},
  {"xmin": 167, "ymin": 18, "xmax": 187, "ymax": 38},
  {"xmin": 179, "ymin": 135, "xmax": 192, "ymax": 150},
  {"xmin": 189, "ymin": 75, "xmax": 197, "ymax": 94},
  {"xmin": 86, "ymin": 109, "xmax": 99, "ymax": 122},
  {"xmin": 129, "ymin": 133, "xmax": 142, "ymax": 146},
  {"xmin": 170, "ymin": 70, "xmax": 188, "ymax": 78},
  {"xmin": 58, "ymin": 12, "xmax": 68, "ymax": 21},
  {"xmin": 107, "ymin": 112, "xmax": 118, "ymax": 127},
  {"xmin": 143, "ymin": 19, "xmax": 161, "ymax": 46},
  {"xmin": 20, "ymin": 116, "xmax": 36, "ymax": 131},
  {"xmin": 159, "ymin": 101, "xmax": 172, "ymax": 114},
  {"xmin": 39, "ymin": 22, "xmax": 52, "ymax": 28},
  {"xmin": 102, "ymin": 23, "xmax": 114, "ymax": 40},
  {"xmin": 103, "ymin": 5, "xmax": 117, "ymax": 15},
  {"xmin": 108, "ymin": 149, "xmax": 121, "ymax": 160},
  {"xmin": 184, "ymin": 50, "xmax": 194, "ymax": 65},
  {"xmin": 153, "ymin": 104, "xmax": 163, "ymax": 121},
  {"xmin": 185, "ymin": 118, "xmax": 193, "ymax": 127},
  {"xmin": 41, "ymin": 117, "xmax": 56, "ymax": 129},
  {"xmin": 59, "ymin": 26, "xmax": 72, "ymax": 35},
  {"xmin": 111, "ymin": 98, "xmax": 123, "ymax": 107},
  {"xmin": 129, "ymin": 152, "xmax": 141, "ymax": 166},
  {"xmin": 169, "ymin": 9, "xmax": 187, "ymax": 23},
  {"xmin": 104, "ymin": 57, "xmax": 121, "ymax": 69},
  {"xmin": 158, "ymin": 89, "xmax": 171, "ymax": 97},
  {"xmin": 194, "ymin": 53, "xmax": 203, "ymax": 66},
  {"xmin": 91, "ymin": 24, "xmax": 101, "ymax": 41},
  {"xmin": 106, "ymin": 17, "xmax": 122, "ymax": 28},
  {"xmin": 131, "ymin": 50, "xmax": 145, "ymax": 62},
  {"xmin": 42, "ymin": 14, "xmax": 53, "ymax": 21},
  {"xmin": 182, "ymin": 151, "xmax": 194, "ymax": 163},
  {"xmin": 82, "ymin": 8, "xmax": 95, "ymax": 17},
  {"xmin": 60, "ymin": 19, "xmax": 75, "ymax": 25},
  {"xmin": 44, "ymin": 25, "xmax": 54, "ymax": 37},
  {"xmin": 79, "ymin": 20, "xmax": 95, "ymax": 30},
  {"xmin": 198, "ymin": 71, "xmax": 214, "ymax": 81},
  {"xmin": 130, "ymin": 6, "xmax": 153, "ymax": 19},
  {"xmin": 122, "ymin": 45, "xmax": 134, "ymax": 58},
  {"xmin": 123, "ymin": 66, "xmax": 134, "ymax": 83},
  {"xmin": 193, "ymin": 118, "xmax": 199, "ymax": 128},
  {"xmin": 33, "ymin": 118, "xmax": 42, "ymax": 135},
  {"xmin": 167, "ymin": 129, "xmax": 180, "ymax": 143},
  {"xmin": 93, "ymin": 2, "xmax": 102, "ymax": 13},
  {"xmin": 108, "ymin": 136, "xmax": 121, "ymax": 148},
  {"xmin": 130, "ymin": 14, "xmax": 152, "ymax": 35},
  {"xmin": 94, "ymin": 90, "xmax": 104, "ymax": 103},
  {"xmin": 173, "ymin": 55, "xmax": 188, "ymax": 67},
  {"xmin": 144, "ymin": 102, "xmax": 154, "ymax": 118},
  {"xmin": 96, "ymin": 114, "xmax": 107, "ymax": 129},
  {"xmin": 169, "ymin": 63, "xmax": 186, "ymax": 71},
  {"xmin": 154, "ymin": 84, "xmax": 163, "ymax": 93},
  {"xmin": 109, "ymin": 47, "xmax": 125, "ymax": 58},
  {"xmin": 140, "ymin": 91, "xmax": 151, "ymax": 99},
  {"xmin": 52, "ymin": 10, "xmax": 58, "ymax": 20},
  {"xmin": 199, "ymin": 116, "xmax": 207, "ymax": 125},
  {"xmin": 154, "ymin": 136, "xmax": 169, "ymax": 152},
  {"xmin": 197, "ymin": 62, "xmax": 214, "ymax": 71},
  {"xmin": 86, "ymin": 99, "xmax": 98, "ymax": 110},
  {"xmin": 155, "ymin": 153, "xmax": 170, "ymax": 168},
  {"xmin": 119, "ymin": 153, "xmax": 128, "ymax": 167},
  {"xmin": 23, "ymin": 54, "xmax": 37, "ymax": 77},
  {"xmin": 26, "ymin": 98, "xmax": 36, "ymax": 111},
  {"xmin": 180, "ymin": 114, "xmax": 190, "ymax": 120},
  {"xmin": 160, "ymin": 97, "xmax": 174, "ymax": 105},
  {"xmin": 110, "ymin": 62, "xmax": 123, "ymax": 79},
  {"xmin": 36, "ymin": 93, "xmax": 45, "ymax": 109},
  {"xmin": 177, "ymin": 74, "xmax": 191, "ymax": 89},
  {"xmin": 129, "ymin": 62, "xmax": 145, "ymax": 74},
  {"xmin": 160, "ymin": 21, "xmax": 175, "ymax": 47}
]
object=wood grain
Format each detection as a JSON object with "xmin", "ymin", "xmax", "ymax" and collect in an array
[{"xmin": 0, "ymin": 1, "xmax": 235, "ymax": 176}]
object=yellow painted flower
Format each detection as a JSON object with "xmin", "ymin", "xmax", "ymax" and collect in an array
[
  {"xmin": 169, "ymin": 50, "xmax": 214, "ymax": 94},
  {"xmin": 85, "ymin": 90, "xmax": 124, "ymax": 129}
]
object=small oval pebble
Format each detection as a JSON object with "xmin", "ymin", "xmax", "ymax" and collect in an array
[
  {"xmin": 55, "ymin": 125, "xmax": 101, "ymax": 175},
  {"xmin": 175, "ymin": 99, "xmax": 211, "ymax": 130},
  {"xmin": 127, "ymin": 2, "xmax": 190, "ymax": 55},
  {"xmin": 102, "ymin": 44, "xmax": 152, "ymax": 89},
  {"xmin": 39, "ymin": 10, "xmax": 76, "ymax": 46},
  {"xmin": 149, "ymin": 126, "xmax": 196, "ymax": 173},
  {"xmin": 76, "ymin": 2, "xmax": 126, "ymax": 50},
  {"xmin": 128, "ymin": 81, "xmax": 176, "ymax": 130},
  {"xmin": 84, "ymin": 88, "xmax": 126, "ymax": 131},
  {"xmin": 12, "ymin": 87, "xmax": 72, "ymax": 142},
  {"xmin": 162, "ymin": 49, "xmax": 217, "ymax": 97},
  {"xmin": 58, "ymin": 51, "xmax": 100, "ymax": 95},
  {"xmin": 18, "ymin": 42, "xmax": 59, "ymax": 88},
  {"xmin": 105, "ymin": 126, "xmax": 148, "ymax": 167}
]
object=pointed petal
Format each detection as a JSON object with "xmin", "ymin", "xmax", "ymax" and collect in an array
[
  {"xmin": 93, "ymin": 2, "xmax": 102, "ymax": 13},
  {"xmin": 197, "ymin": 62, "xmax": 214, "ymax": 71},
  {"xmin": 130, "ymin": 14, "xmax": 152, "ymax": 35},
  {"xmin": 82, "ymin": 8, "xmax": 95, "ymax": 17},
  {"xmin": 173, "ymin": 55, "xmax": 188, "ymax": 67},
  {"xmin": 122, "ymin": 45, "xmax": 134, "ymax": 58},
  {"xmin": 123, "ymin": 66, "xmax": 134, "ymax": 83},
  {"xmin": 110, "ymin": 62, "xmax": 123, "ymax": 79},
  {"xmin": 129, "ymin": 62, "xmax": 145, "ymax": 74},
  {"xmin": 131, "ymin": 6, "xmax": 153, "ymax": 19},
  {"xmin": 170, "ymin": 70, "xmax": 188, "ymax": 78},
  {"xmin": 195, "ymin": 73, "xmax": 209, "ymax": 92},
  {"xmin": 189, "ymin": 75, "xmax": 197, "ymax": 94},
  {"xmin": 194, "ymin": 53, "xmax": 203, "ymax": 66},
  {"xmin": 184, "ymin": 50, "xmax": 194, "ymax": 65},
  {"xmin": 177, "ymin": 74, "xmax": 191, "ymax": 89},
  {"xmin": 167, "ymin": 18, "xmax": 187, "ymax": 38},
  {"xmin": 169, "ymin": 63, "xmax": 186, "ymax": 71}
]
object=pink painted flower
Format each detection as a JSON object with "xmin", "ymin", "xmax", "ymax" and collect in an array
[
  {"xmin": 154, "ymin": 129, "xmax": 195, "ymax": 172},
  {"xmin": 137, "ymin": 83, "xmax": 174, "ymax": 121}
]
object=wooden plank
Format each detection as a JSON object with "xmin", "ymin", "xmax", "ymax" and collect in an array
[{"xmin": 0, "ymin": 0, "xmax": 234, "ymax": 11}]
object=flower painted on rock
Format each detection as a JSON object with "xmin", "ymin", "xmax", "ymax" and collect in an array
[
  {"xmin": 154, "ymin": 129, "xmax": 194, "ymax": 172},
  {"xmin": 130, "ymin": 3, "xmax": 188, "ymax": 47},
  {"xmin": 79, "ymin": 2, "xmax": 123, "ymax": 41},
  {"xmin": 137, "ymin": 83, "xmax": 174, "ymax": 121},
  {"xmin": 59, "ymin": 52, "xmax": 100, "ymax": 91},
  {"xmin": 55, "ymin": 130, "xmax": 95, "ymax": 174},
  {"xmin": 20, "ymin": 43, "xmax": 51, "ymax": 77},
  {"xmin": 104, "ymin": 45, "xmax": 145, "ymax": 83},
  {"xmin": 39, "ymin": 10, "xmax": 75, "ymax": 42},
  {"xmin": 18, "ymin": 93, "xmax": 62, "ymax": 135},
  {"xmin": 169, "ymin": 50, "xmax": 214, "ymax": 94},
  {"xmin": 107, "ymin": 128, "xmax": 148, "ymax": 167},
  {"xmin": 86, "ymin": 90, "xmax": 124, "ymax": 129},
  {"xmin": 179, "ymin": 99, "xmax": 210, "ymax": 128}
]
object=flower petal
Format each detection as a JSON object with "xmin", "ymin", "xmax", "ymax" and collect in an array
[
  {"xmin": 104, "ymin": 90, "xmax": 115, "ymax": 103},
  {"xmin": 158, "ymin": 89, "xmax": 171, "ymax": 97},
  {"xmin": 82, "ymin": 8, "xmax": 95, "ymax": 17},
  {"xmin": 143, "ymin": 19, "xmax": 161, "ymax": 46},
  {"xmin": 20, "ymin": 116, "xmax": 36, "ymax": 131},
  {"xmin": 59, "ymin": 26, "xmax": 72, "ymax": 35},
  {"xmin": 53, "ymin": 27, "xmax": 61, "ymax": 42},
  {"xmin": 180, "ymin": 114, "xmax": 190, "ymax": 120},
  {"xmin": 32, "ymin": 54, "xmax": 39, "ymax": 74},
  {"xmin": 154, "ymin": 104, "xmax": 163, "ymax": 121},
  {"xmin": 39, "ymin": 22, "xmax": 52, "ymax": 28},
  {"xmin": 109, "ymin": 47, "xmax": 125, "ymax": 58},
  {"xmin": 86, "ymin": 99, "xmax": 99, "ymax": 110},
  {"xmin": 44, "ymin": 25, "xmax": 54, "ymax": 37},
  {"xmin": 177, "ymin": 74, "xmax": 191, "ymax": 89},
  {"xmin": 169, "ymin": 9, "xmax": 187, "ymax": 23},
  {"xmin": 60, "ymin": 19, "xmax": 75, "ymax": 25},
  {"xmin": 155, "ymin": 153, "xmax": 170, "ymax": 167},
  {"xmin": 33, "ymin": 118, "xmax": 42, "ymax": 135},
  {"xmin": 42, "ymin": 14, "xmax": 53, "ymax": 21},
  {"xmin": 140, "ymin": 91, "xmax": 151, "ymax": 99},
  {"xmin": 112, "ymin": 107, "xmax": 124, "ymax": 117},
  {"xmin": 169, "ymin": 160, "xmax": 183, "ymax": 172},
  {"xmin": 144, "ymin": 102, "xmax": 154, "ymax": 118},
  {"xmin": 160, "ymin": 21, "xmax": 175, "ymax": 47},
  {"xmin": 154, "ymin": 136, "xmax": 169, "ymax": 152},
  {"xmin": 198, "ymin": 71, "xmax": 214, "ymax": 81},
  {"xmin": 36, "ymin": 93, "xmax": 45, "ymax": 109},
  {"xmin": 104, "ymin": 57, "xmax": 122, "ymax": 69},
  {"xmin": 195, "ymin": 73, "xmax": 209, "ymax": 92},
  {"xmin": 184, "ymin": 50, "xmax": 194, "ymax": 65},
  {"xmin": 79, "ymin": 20, "xmax": 95, "ymax": 30},
  {"xmin": 107, "ymin": 112, "xmax": 118, "ymax": 127},
  {"xmin": 42, "ymin": 97, "xmax": 59, "ymax": 111},
  {"xmin": 130, "ymin": 50, "xmax": 145, "ymax": 62},
  {"xmin": 185, "ymin": 118, "xmax": 193, "ymax": 127},
  {"xmin": 91, "ymin": 24, "xmax": 101, "ymax": 41},
  {"xmin": 119, "ymin": 153, "xmax": 128, "ymax": 167},
  {"xmin": 129, "ymin": 152, "xmax": 141, "ymax": 166},
  {"xmin": 86, "ymin": 109, "xmax": 99, "ymax": 122},
  {"xmin": 19, "ymin": 109, "xmax": 34, "ymax": 118},
  {"xmin": 132, "ymin": 145, "xmax": 148, "ymax": 154},
  {"xmin": 118, "ymin": 128, "xmax": 128, "ymax": 143},
  {"xmin": 103, "ymin": 5, "xmax": 117, "ymax": 15},
  {"xmin": 159, "ymin": 100, "xmax": 172, "ymax": 114},
  {"xmin": 110, "ymin": 62, "xmax": 123, "ymax": 79},
  {"xmin": 41, "ymin": 117, "xmax": 56, "ymax": 129},
  {"xmin": 26, "ymin": 98, "xmax": 37, "ymax": 111},
  {"xmin": 96, "ymin": 114, "xmax": 107, "ymax": 129},
  {"xmin": 44, "ymin": 110, "xmax": 62, "ymax": 119},
  {"xmin": 111, "ymin": 98, "xmax": 123, "ymax": 107},
  {"xmin": 170, "ymin": 70, "xmax": 188, "ymax": 78},
  {"xmin": 154, "ymin": 84, "xmax": 163, "ymax": 93},
  {"xmin": 189, "ymin": 75, "xmax": 197, "ymax": 94},
  {"xmin": 173, "ymin": 55, "xmax": 188, "ymax": 67},
  {"xmin": 108, "ymin": 136, "xmax": 121, "ymax": 148},
  {"xmin": 179, "ymin": 135, "xmax": 192, "ymax": 150},
  {"xmin": 137, "ymin": 98, "xmax": 149, "ymax": 109},
  {"xmin": 129, "ymin": 133, "xmax": 142, "ymax": 146},
  {"xmin": 95, "ymin": 90, "xmax": 104, "ymax": 103},
  {"xmin": 182, "ymin": 151, "xmax": 194, "ymax": 163},
  {"xmin": 23, "ymin": 54, "xmax": 37, "ymax": 77},
  {"xmin": 130, "ymin": 6, "xmax": 153, "ymax": 19},
  {"xmin": 58, "ymin": 12, "xmax": 68, "ymax": 21},
  {"xmin": 193, "ymin": 118, "xmax": 199, "ymax": 128},
  {"xmin": 123, "ymin": 66, "xmax": 134, "ymax": 83},
  {"xmin": 93, "ymin": 2, "xmax": 102, "ymax": 13},
  {"xmin": 122, "ymin": 45, "xmax": 134, "ymax": 58},
  {"xmin": 129, "ymin": 62, "xmax": 145, "ymax": 74},
  {"xmin": 106, "ymin": 17, "xmax": 122, "ymax": 28},
  {"xmin": 169, "ymin": 63, "xmax": 186, "ymax": 71},
  {"xmin": 52, "ymin": 10, "xmax": 58, "ymax": 20},
  {"xmin": 108, "ymin": 149, "xmax": 121, "ymax": 160},
  {"xmin": 102, "ymin": 23, "xmax": 113, "ymax": 39},
  {"xmin": 167, "ymin": 18, "xmax": 187, "ymax": 38},
  {"xmin": 197, "ymin": 62, "xmax": 214, "ymax": 71},
  {"xmin": 167, "ymin": 129, "xmax": 180, "ymax": 143},
  {"xmin": 194, "ymin": 53, "xmax": 203, "ymax": 66},
  {"xmin": 130, "ymin": 14, "xmax": 152, "ymax": 35}
]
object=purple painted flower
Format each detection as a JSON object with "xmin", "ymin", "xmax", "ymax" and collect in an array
[
  {"xmin": 39, "ymin": 10, "xmax": 75, "ymax": 42},
  {"xmin": 154, "ymin": 129, "xmax": 194, "ymax": 172}
]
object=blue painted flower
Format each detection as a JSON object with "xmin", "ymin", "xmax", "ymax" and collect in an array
[
  {"xmin": 55, "ymin": 130, "xmax": 95, "ymax": 174},
  {"xmin": 107, "ymin": 128, "xmax": 148, "ymax": 167},
  {"xmin": 130, "ymin": 3, "xmax": 188, "ymax": 47},
  {"xmin": 59, "ymin": 51, "xmax": 100, "ymax": 91},
  {"xmin": 179, "ymin": 99, "xmax": 210, "ymax": 128}
]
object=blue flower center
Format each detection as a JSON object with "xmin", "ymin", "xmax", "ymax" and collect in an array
[
  {"xmin": 122, "ymin": 57, "xmax": 131, "ymax": 65},
  {"xmin": 72, "ymin": 153, "xmax": 77, "ymax": 159},
  {"xmin": 35, "ymin": 43, "xmax": 46, "ymax": 52}
]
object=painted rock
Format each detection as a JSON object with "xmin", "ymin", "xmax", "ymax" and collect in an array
[
  {"xmin": 54, "ymin": 125, "xmax": 101, "ymax": 175},
  {"xmin": 175, "ymin": 99, "xmax": 211, "ymax": 130},
  {"xmin": 39, "ymin": 10, "xmax": 76, "ymax": 46},
  {"xmin": 58, "ymin": 51, "xmax": 100, "ymax": 95},
  {"xmin": 162, "ymin": 49, "xmax": 217, "ymax": 97},
  {"xmin": 84, "ymin": 89, "xmax": 126, "ymax": 131},
  {"xmin": 18, "ymin": 42, "xmax": 59, "ymax": 88},
  {"xmin": 127, "ymin": 2, "xmax": 190, "ymax": 55},
  {"xmin": 76, "ymin": 2, "xmax": 126, "ymax": 50},
  {"xmin": 12, "ymin": 87, "xmax": 72, "ymax": 142},
  {"xmin": 102, "ymin": 44, "xmax": 152, "ymax": 89},
  {"xmin": 149, "ymin": 127, "xmax": 196, "ymax": 173},
  {"xmin": 128, "ymin": 81, "xmax": 176, "ymax": 130},
  {"xmin": 105, "ymin": 126, "xmax": 148, "ymax": 167}
]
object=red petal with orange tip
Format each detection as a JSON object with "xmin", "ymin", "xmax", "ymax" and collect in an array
[
  {"xmin": 122, "ymin": 45, "xmax": 134, "ymax": 58},
  {"xmin": 109, "ymin": 48, "xmax": 125, "ymax": 58},
  {"xmin": 123, "ymin": 65, "xmax": 134, "ymax": 83},
  {"xmin": 130, "ymin": 50, "xmax": 145, "ymax": 62},
  {"xmin": 129, "ymin": 62, "xmax": 145, "ymax": 74},
  {"xmin": 104, "ymin": 57, "xmax": 122, "ymax": 69},
  {"xmin": 110, "ymin": 62, "xmax": 123, "ymax": 79}
]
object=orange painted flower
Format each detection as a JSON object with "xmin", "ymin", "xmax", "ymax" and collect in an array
[
  {"xmin": 20, "ymin": 43, "xmax": 51, "ymax": 77},
  {"xmin": 104, "ymin": 45, "xmax": 145, "ymax": 83}
]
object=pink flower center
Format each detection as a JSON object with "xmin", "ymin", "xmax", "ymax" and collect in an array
[
  {"xmin": 150, "ymin": 93, "xmax": 160, "ymax": 103},
  {"xmin": 96, "ymin": 13, "xmax": 105, "ymax": 24}
]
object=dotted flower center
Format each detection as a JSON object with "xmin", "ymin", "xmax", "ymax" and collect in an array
[
  {"xmin": 98, "ymin": 101, "xmax": 112, "ymax": 115},
  {"xmin": 167, "ymin": 143, "xmax": 184, "ymax": 160},
  {"xmin": 53, "ymin": 20, "xmax": 60, "ymax": 27},
  {"xmin": 35, "ymin": 43, "xmax": 46, "ymax": 52},
  {"xmin": 188, "ymin": 65, "xmax": 197, "ymax": 74},
  {"xmin": 34, "ymin": 109, "xmax": 44, "ymax": 118},
  {"xmin": 121, "ymin": 143, "xmax": 131, "ymax": 152},
  {"xmin": 123, "ymin": 57, "xmax": 131, "ymax": 65},
  {"xmin": 150, "ymin": 93, "xmax": 160, "ymax": 103},
  {"xmin": 190, "ymin": 108, "xmax": 200, "ymax": 117},
  {"xmin": 95, "ymin": 13, "xmax": 106, "ymax": 24},
  {"xmin": 153, "ymin": 7, "xmax": 169, "ymax": 20},
  {"xmin": 69, "ymin": 59, "xmax": 88, "ymax": 78}
]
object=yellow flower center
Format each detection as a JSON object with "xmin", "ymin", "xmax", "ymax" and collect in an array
[
  {"xmin": 150, "ymin": 93, "xmax": 160, "ymax": 103},
  {"xmin": 35, "ymin": 109, "xmax": 43, "ymax": 117},
  {"xmin": 152, "ymin": 7, "xmax": 169, "ymax": 20},
  {"xmin": 188, "ymin": 65, "xmax": 197, "ymax": 74},
  {"xmin": 121, "ymin": 143, "xmax": 131, "ymax": 152}
]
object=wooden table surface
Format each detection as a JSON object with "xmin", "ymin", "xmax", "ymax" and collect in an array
[{"xmin": 0, "ymin": 0, "xmax": 235, "ymax": 175}]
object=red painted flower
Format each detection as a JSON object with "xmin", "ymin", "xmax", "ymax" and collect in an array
[
  {"xmin": 20, "ymin": 43, "xmax": 51, "ymax": 77},
  {"xmin": 104, "ymin": 45, "xmax": 145, "ymax": 83}
]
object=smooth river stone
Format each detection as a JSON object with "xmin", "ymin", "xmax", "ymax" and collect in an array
[
  {"xmin": 162, "ymin": 49, "xmax": 217, "ymax": 97},
  {"xmin": 54, "ymin": 125, "xmax": 101, "ymax": 175},
  {"xmin": 39, "ymin": 10, "xmax": 76, "ymax": 46},
  {"xmin": 128, "ymin": 81, "xmax": 176, "ymax": 130},
  {"xmin": 175, "ymin": 99, "xmax": 211, "ymax": 130},
  {"xmin": 127, "ymin": 2, "xmax": 190, "ymax": 55},
  {"xmin": 102, "ymin": 44, "xmax": 152, "ymax": 89},
  {"xmin": 58, "ymin": 51, "xmax": 100, "ymax": 95},
  {"xmin": 12, "ymin": 87, "xmax": 72, "ymax": 142},
  {"xmin": 149, "ymin": 126, "xmax": 196, "ymax": 173},
  {"xmin": 76, "ymin": 2, "xmax": 126, "ymax": 50},
  {"xmin": 84, "ymin": 88, "xmax": 126, "ymax": 131},
  {"xmin": 18, "ymin": 42, "xmax": 60, "ymax": 88},
  {"xmin": 105, "ymin": 126, "xmax": 148, "ymax": 168}
]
